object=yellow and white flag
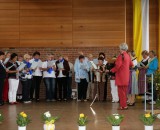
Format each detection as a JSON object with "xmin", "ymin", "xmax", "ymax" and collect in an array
[{"xmin": 133, "ymin": 0, "xmax": 149, "ymax": 61}]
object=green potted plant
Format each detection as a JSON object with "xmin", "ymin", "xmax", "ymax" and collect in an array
[
  {"xmin": 107, "ymin": 114, "xmax": 124, "ymax": 130},
  {"xmin": 140, "ymin": 113, "xmax": 156, "ymax": 130},
  {"xmin": 78, "ymin": 113, "xmax": 88, "ymax": 130},
  {"xmin": 16, "ymin": 112, "xmax": 31, "ymax": 130}
]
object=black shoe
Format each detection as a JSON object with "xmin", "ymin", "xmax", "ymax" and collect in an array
[
  {"xmin": 58, "ymin": 99, "xmax": 62, "ymax": 101},
  {"xmin": 0, "ymin": 102, "xmax": 4, "ymax": 106},
  {"xmin": 64, "ymin": 99, "xmax": 67, "ymax": 102},
  {"xmin": 36, "ymin": 99, "xmax": 40, "ymax": 102}
]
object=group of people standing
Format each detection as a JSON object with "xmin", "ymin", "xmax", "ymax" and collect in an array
[
  {"xmin": 0, "ymin": 51, "xmax": 74, "ymax": 105},
  {"xmin": 0, "ymin": 42, "xmax": 159, "ymax": 111}
]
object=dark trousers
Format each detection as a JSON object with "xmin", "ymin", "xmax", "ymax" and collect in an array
[
  {"xmin": 103, "ymin": 76, "xmax": 108, "ymax": 101},
  {"xmin": 43, "ymin": 78, "xmax": 56, "ymax": 100},
  {"xmin": 78, "ymin": 79, "xmax": 88, "ymax": 100},
  {"xmin": 67, "ymin": 77, "xmax": 72, "ymax": 99},
  {"xmin": 57, "ymin": 77, "xmax": 67, "ymax": 99},
  {"xmin": 21, "ymin": 79, "xmax": 32, "ymax": 101},
  {"xmin": 30, "ymin": 76, "xmax": 42, "ymax": 100},
  {"xmin": 0, "ymin": 78, "xmax": 5, "ymax": 103}
]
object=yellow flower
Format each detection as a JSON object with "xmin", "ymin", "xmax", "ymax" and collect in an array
[
  {"xmin": 22, "ymin": 113, "xmax": 27, "ymax": 118},
  {"xmin": 20, "ymin": 112, "xmax": 24, "ymax": 116},
  {"xmin": 145, "ymin": 113, "xmax": 151, "ymax": 118},
  {"xmin": 80, "ymin": 113, "xmax": 84, "ymax": 118}
]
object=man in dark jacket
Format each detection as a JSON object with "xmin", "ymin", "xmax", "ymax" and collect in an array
[{"xmin": 0, "ymin": 51, "xmax": 7, "ymax": 106}]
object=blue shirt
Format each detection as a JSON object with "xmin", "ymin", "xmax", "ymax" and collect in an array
[
  {"xmin": 74, "ymin": 59, "xmax": 89, "ymax": 83},
  {"xmin": 146, "ymin": 57, "xmax": 158, "ymax": 75}
]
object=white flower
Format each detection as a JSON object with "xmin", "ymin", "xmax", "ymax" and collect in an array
[
  {"xmin": 0, "ymin": 114, "xmax": 1, "ymax": 116},
  {"xmin": 115, "ymin": 116, "xmax": 120, "ymax": 119},
  {"xmin": 157, "ymin": 114, "xmax": 160, "ymax": 119},
  {"xmin": 113, "ymin": 113, "xmax": 119, "ymax": 116},
  {"xmin": 44, "ymin": 111, "xmax": 51, "ymax": 118}
]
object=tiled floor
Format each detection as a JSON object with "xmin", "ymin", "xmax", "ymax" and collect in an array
[{"xmin": 0, "ymin": 100, "xmax": 160, "ymax": 130}]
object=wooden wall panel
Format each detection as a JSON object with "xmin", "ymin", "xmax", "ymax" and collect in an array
[
  {"xmin": 149, "ymin": 0, "xmax": 158, "ymax": 52},
  {"xmin": 0, "ymin": 2, "xmax": 20, "ymax": 46},
  {"xmin": 0, "ymin": 3, "xmax": 19, "ymax": 9},
  {"xmin": 126, "ymin": 0, "xmax": 133, "ymax": 50},
  {"xmin": 20, "ymin": 9, "xmax": 72, "ymax": 17},
  {"xmin": 20, "ymin": 17, "xmax": 72, "ymax": 25},
  {"xmin": 0, "ymin": 0, "xmax": 158, "ymax": 48},
  {"xmin": 20, "ymin": 40, "xmax": 72, "ymax": 47}
]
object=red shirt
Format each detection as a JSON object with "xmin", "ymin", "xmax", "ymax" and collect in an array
[{"xmin": 111, "ymin": 51, "xmax": 133, "ymax": 86}]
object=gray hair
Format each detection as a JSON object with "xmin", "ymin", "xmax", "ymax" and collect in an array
[{"xmin": 119, "ymin": 43, "xmax": 128, "ymax": 51}]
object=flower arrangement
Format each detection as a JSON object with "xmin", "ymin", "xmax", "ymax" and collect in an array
[
  {"xmin": 42, "ymin": 111, "xmax": 58, "ymax": 124},
  {"xmin": 140, "ymin": 113, "xmax": 156, "ymax": 126},
  {"xmin": 107, "ymin": 114, "xmax": 124, "ymax": 126},
  {"xmin": 78, "ymin": 113, "xmax": 88, "ymax": 126},
  {"xmin": 16, "ymin": 112, "xmax": 31, "ymax": 126},
  {"xmin": 0, "ymin": 113, "xmax": 4, "ymax": 123}
]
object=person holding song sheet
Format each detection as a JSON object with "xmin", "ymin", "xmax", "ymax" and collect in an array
[
  {"xmin": 127, "ymin": 51, "xmax": 138, "ymax": 106},
  {"xmin": 74, "ymin": 55, "xmax": 89, "ymax": 102},
  {"xmin": 30, "ymin": 51, "xmax": 42, "ymax": 102},
  {"xmin": 16, "ymin": 55, "xmax": 24, "ymax": 101},
  {"xmin": 19, "ymin": 54, "xmax": 32, "ymax": 104},
  {"xmin": 138, "ymin": 50, "xmax": 149, "ymax": 95},
  {"xmin": 145, "ymin": 51, "xmax": 159, "ymax": 105},
  {"xmin": 94, "ymin": 57, "xmax": 106, "ymax": 101},
  {"xmin": 6, "ymin": 53, "xmax": 19, "ymax": 104},
  {"xmin": 106, "ymin": 56, "xmax": 119, "ymax": 103},
  {"xmin": 64, "ymin": 56, "xmax": 74, "ymax": 99},
  {"xmin": 0, "ymin": 51, "xmax": 8, "ymax": 106},
  {"xmin": 86, "ymin": 54, "xmax": 95, "ymax": 100},
  {"xmin": 56, "ymin": 54, "xmax": 70, "ymax": 101},
  {"xmin": 42, "ymin": 54, "xmax": 56, "ymax": 102}
]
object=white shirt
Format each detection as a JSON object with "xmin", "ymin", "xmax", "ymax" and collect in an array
[
  {"xmin": 30, "ymin": 59, "xmax": 42, "ymax": 76},
  {"xmin": 42, "ymin": 61, "xmax": 56, "ymax": 78}
]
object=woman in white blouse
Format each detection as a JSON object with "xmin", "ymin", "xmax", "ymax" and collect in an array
[{"xmin": 42, "ymin": 54, "xmax": 56, "ymax": 102}]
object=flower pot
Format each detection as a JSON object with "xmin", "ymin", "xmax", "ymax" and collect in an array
[
  {"xmin": 112, "ymin": 126, "xmax": 120, "ymax": 130},
  {"xmin": 43, "ymin": 124, "xmax": 55, "ymax": 130},
  {"xmin": 78, "ymin": 126, "xmax": 86, "ymax": 130},
  {"xmin": 144, "ymin": 125, "xmax": 153, "ymax": 130},
  {"xmin": 18, "ymin": 126, "xmax": 26, "ymax": 130}
]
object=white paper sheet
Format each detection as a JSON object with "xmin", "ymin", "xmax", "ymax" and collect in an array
[
  {"xmin": 31, "ymin": 61, "xmax": 39, "ymax": 69},
  {"xmin": 90, "ymin": 61, "xmax": 98, "ymax": 70},
  {"xmin": 57, "ymin": 62, "xmax": 64, "ymax": 69},
  {"xmin": 17, "ymin": 63, "xmax": 26, "ymax": 71},
  {"xmin": 4, "ymin": 58, "xmax": 10, "ymax": 65},
  {"xmin": 47, "ymin": 61, "xmax": 55, "ymax": 67}
]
